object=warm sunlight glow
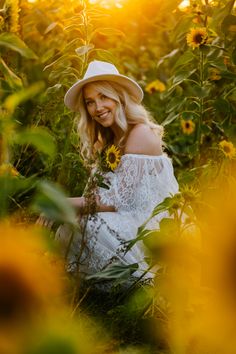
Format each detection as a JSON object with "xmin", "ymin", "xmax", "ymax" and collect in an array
[
  {"xmin": 89, "ymin": 0, "xmax": 124, "ymax": 8},
  {"xmin": 178, "ymin": 0, "xmax": 190, "ymax": 10}
]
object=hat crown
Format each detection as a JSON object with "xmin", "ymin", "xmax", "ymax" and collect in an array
[
  {"xmin": 84, "ymin": 60, "xmax": 119, "ymax": 79},
  {"xmin": 64, "ymin": 60, "xmax": 144, "ymax": 111}
]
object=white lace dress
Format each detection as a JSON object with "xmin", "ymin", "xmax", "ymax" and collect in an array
[{"xmin": 56, "ymin": 153, "xmax": 179, "ymax": 279}]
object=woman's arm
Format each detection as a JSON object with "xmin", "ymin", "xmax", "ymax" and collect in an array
[
  {"xmin": 68, "ymin": 196, "xmax": 116, "ymax": 213},
  {"xmin": 36, "ymin": 195, "xmax": 115, "ymax": 228}
]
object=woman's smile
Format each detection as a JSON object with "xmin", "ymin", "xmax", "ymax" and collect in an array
[{"xmin": 97, "ymin": 111, "xmax": 110, "ymax": 119}]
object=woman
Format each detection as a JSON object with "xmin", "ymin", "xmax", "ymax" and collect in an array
[{"xmin": 56, "ymin": 60, "xmax": 179, "ymax": 281}]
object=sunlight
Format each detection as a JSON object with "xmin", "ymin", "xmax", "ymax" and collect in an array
[
  {"xmin": 178, "ymin": 0, "xmax": 190, "ymax": 10},
  {"xmin": 89, "ymin": 0, "xmax": 124, "ymax": 8}
]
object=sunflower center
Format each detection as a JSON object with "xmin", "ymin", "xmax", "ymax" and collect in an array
[
  {"xmin": 108, "ymin": 152, "xmax": 116, "ymax": 164},
  {"xmin": 0, "ymin": 267, "xmax": 38, "ymax": 323},
  {"xmin": 194, "ymin": 33, "xmax": 204, "ymax": 44},
  {"xmin": 185, "ymin": 122, "xmax": 190, "ymax": 129},
  {"xmin": 223, "ymin": 146, "xmax": 231, "ymax": 153}
]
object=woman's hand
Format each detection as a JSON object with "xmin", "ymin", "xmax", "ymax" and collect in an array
[
  {"xmin": 67, "ymin": 197, "xmax": 87, "ymax": 213},
  {"xmin": 68, "ymin": 196, "xmax": 116, "ymax": 213}
]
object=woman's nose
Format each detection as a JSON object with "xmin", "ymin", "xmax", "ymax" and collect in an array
[{"xmin": 95, "ymin": 99, "xmax": 103, "ymax": 112}]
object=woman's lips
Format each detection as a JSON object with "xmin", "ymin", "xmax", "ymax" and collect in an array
[{"xmin": 97, "ymin": 111, "xmax": 110, "ymax": 119}]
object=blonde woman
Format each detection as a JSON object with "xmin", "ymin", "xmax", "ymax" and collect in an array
[{"xmin": 56, "ymin": 60, "xmax": 179, "ymax": 281}]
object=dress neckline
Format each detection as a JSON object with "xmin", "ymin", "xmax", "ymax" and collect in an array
[{"xmin": 121, "ymin": 153, "xmax": 169, "ymax": 160}]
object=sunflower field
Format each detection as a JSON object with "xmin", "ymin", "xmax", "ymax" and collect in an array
[{"xmin": 1, "ymin": 0, "xmax": 236, "ymax": 353}]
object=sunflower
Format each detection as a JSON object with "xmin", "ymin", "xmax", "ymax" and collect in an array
[
  {"xmin": 181, "ymin": 119, "xmax": 195, "ymax": 135},
  {"xmin": 219, "ymin": 140, "xmax": 236, "ymax": 159},
  {"xmin": 186, "ymin": 27, "xmax": 208, "ymax": 49},
  {"xmin": 209, "ymin": 68, "xmax": 221, "ymax": 81},
  {"xmin": 181, "ymin": 184, "xmax": 200, "ymax": 203},
  {"xmin": 0, "ymin": 15, "xmax": 4, "ymax": 32},
  {"xmin": 25, "ymin": 313, "xmax": 113, "ymax": 354},
  {"xmin": 4, "ymin": 0, "xmax": 19, "ymax": 33},
  {"xmin": 104, "ymin": 145, "xmax": 121, "ymax": 171},
  {"xmin": 145, "ymin": 79, "xmax": 166, "ymax": 94},
  {"xmin": 0, "ymin": 223, "xmax": 64, "ymax": 329}
]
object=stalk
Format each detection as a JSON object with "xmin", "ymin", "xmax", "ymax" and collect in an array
[{"xmin": 196, "ymin": 49, "xmax": 205, "ymax": 159}]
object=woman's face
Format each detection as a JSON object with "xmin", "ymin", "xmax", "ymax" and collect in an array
[{"xmin": 83, "ymin": 83, "xmax": 117, "ymax": 128}]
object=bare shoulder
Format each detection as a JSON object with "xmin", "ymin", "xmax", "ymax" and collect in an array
[{"xmin": 124, "ymin": 123, "xmax": 163, "ymax": 156}]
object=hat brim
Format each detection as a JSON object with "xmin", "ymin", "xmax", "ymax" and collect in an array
[{"xmin": 64, "ymin": 74, "xmax": 144, "ymax": 112}]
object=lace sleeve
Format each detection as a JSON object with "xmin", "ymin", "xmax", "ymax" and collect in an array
[{"xmin": 98, "ymin": 154, "xmax": 179, "ymax": 215}]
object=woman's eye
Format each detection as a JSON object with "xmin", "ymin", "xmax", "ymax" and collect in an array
[
  {"xmin": 86, "ymin": 101, "xmax": 93, "ymax": 106},
  {"xmin": 101, "ymin": 94, "xmax": 107, "ymax": 100}
]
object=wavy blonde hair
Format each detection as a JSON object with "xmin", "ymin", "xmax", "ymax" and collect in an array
[{"xmin": 76, "ymin": 80, "xmax": 163, "ymax": 159}]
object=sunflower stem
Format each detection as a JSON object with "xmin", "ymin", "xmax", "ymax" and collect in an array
[{"xmin": 197, "ymin": 49, "xmax": 204, "ymax": 162}]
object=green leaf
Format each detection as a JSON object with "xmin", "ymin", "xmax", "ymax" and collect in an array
[
  {"xmin": 207, "ymin": 59, "xmax": 227, "ymax": 71},
  {"xmin": 151, "ymin": 196, "xmax": 177, "ymax": 218},
  {"xmin": 213, "ymin": 98, "xmax": 230, "ymax": 114},
  {"xmin": 86, "ymin": 262, "xmax": 139, "ymax": 286},
  {"xmin": 75, "ymin": 44, "xmax": 94, "ymax": 56},
  {"xmin": 201, "ymin": 123, "xmax": 212, "ymax": 134},
  {"xmin": 124, "ymin": 229, "xmax": 154, "ymax": 254},
  {"xmin": 157, "ymin": 49, "xmax": 179, "ymax": 68},
  {"xmin": 13, "ymin": 127, "xmax": 56, "ymax": 157},
  {"xmin": 0, "ymin": 175, "xmax": 36, "ymax": 218},
  {"xmin": 190, "ymin": 85, "xmax": 210, "ymax": 98},
  {"xmin": 173, "ymin": 51, "xmax": 196, "ymax": 70},
  {"xmin": 86, "ymin": 9, "xmax": 110, "ymax": 19},
  {"xmin": 171, "ymin": 16, "xmax": 193, "ymax": 42},
  {"xmin": 0, "ymin": 57, "xmax": 23, "ymax": 89},
  {"xmin": 44, "ymin": 22, "xmax": 59, "ymax": 35},
  {"xmin": 172, "ymin": 69, "xmax": 197, "ymax": 85},
  {"xmin": 211, "ymin": 0, "xmax": 235, "ymax": 31},
  {"xmin": 33, "ymin": 181, "xmax": 78, "ymax": 226},
  {"xmin": 166, "ymin": 97, "xmax": 186, "ymax": 114},
  {"xmin": 94, "ymin": 27, "xmax": 125, "ymax": 37},
  {"xmin": 43, "ymin": 54, "xmax": 82, "ymax": 71},
  {"xmin": 181, "ymin": 111, "xmax": 200, "ymax": 120},
  {"xmin": 221, "ymin": 70, "xmax": 236, "ymax": 80},
  {"xmin": 161, "ymin": 112, "xmax": 179, "ymax": 127},
  {"xmin": 88, "ymin": 48, "xmax": 115, "ymax": 63},
  {"xmin": 0, "ymin": 33, "xmax": 38, "ymax": 59},
  {"xmin": 3, "ymin": 81, "xmax": 45, "ymax": 112},
  {"xmin": 221, "ymin": 14, "xmax": 236, "ymax": 34},
  {"xmin": 159, "ymin": 217, "xmax": 179, "ymax": 235}
]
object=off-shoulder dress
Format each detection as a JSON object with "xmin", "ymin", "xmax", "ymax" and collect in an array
[{"xmin": 56, "ymin": 153, "xmax": 179, "ymax": 278}]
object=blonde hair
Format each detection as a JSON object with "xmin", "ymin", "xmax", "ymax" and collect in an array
[{"xmin": 76, "ymin": 80, "xmax": 163, "ymax": 159}]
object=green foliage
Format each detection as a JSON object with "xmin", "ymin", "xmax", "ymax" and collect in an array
[
  {"xmin": 33, "ymin": 180, "xmax": 78, "ymax": 226},
  {"xmin": 156, "ymin": 0, "xmax": 236, "ymax": 171},
  {"xmin": 86, "ymin": 262, "xmax": 139, "ymax": 287},
  {"xmin": 0, "ymin": 32, "xmax": 38, "ymax": 58},
  {"xmin": 14, "ymin": 127, "xmax": 56, "ymax": 158},
  {"xmin": 1, "ymin": 0, "xmax": 236, "ymax": 352}
]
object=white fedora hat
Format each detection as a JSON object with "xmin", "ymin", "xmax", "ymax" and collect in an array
[{"xmin": 64, "ymin": 60, "xmax": 144, "ymax": 111}]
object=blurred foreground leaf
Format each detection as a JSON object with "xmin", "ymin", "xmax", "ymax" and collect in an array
[
  {"xmin": 0, "ymin": 57, "xmax": 23, "ymax": 89},
  {"xmin": 0, "ymin": 175, "xmax": 36, "ymax": 218},
  {"xmin": 33, "ymin": 181, "xmax": 78, "ymax": 226},
  {"xmin": 3, "ymin": 82, "xmax": 45, "ymax": 113},
  {"xmin": 14, "ymin": 127, "xmax": 56, "ymax": 158},
  {"xmin": 0, "ymin": 33, "xmax": 38, "ymax": 59}
]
